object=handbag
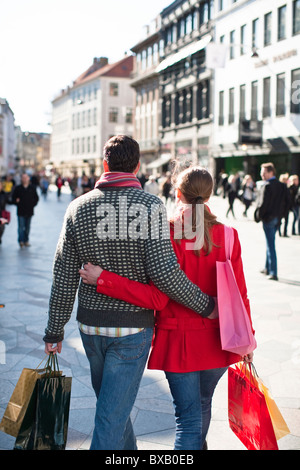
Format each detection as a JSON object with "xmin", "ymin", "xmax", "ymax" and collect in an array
[
  {"xmin": 228, "ymin": 362, "xmax": 279, "ymax": 450},
  {"xmin": 14, "ymin": 353, "xmax": 72, "ymax": 450},
  {"xmin": 216, "ymin": 226, "xmax": 257, "ymax": 356},
  {"xmin": 1, "ymin": 210, "xmax": 10, "ymax": 223}
]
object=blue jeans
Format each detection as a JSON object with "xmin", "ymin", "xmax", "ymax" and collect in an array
[
  {"xmin": 165, "ymin": 367, "xmax": 227, "ymax": 450},
  {"xmin": 80, "ymin": 328, "xmax": 153, "ymax": 450},
  {"xmin": 18, "ymin": 216, "xmax": 32, "ymax": 243},
  {"xmin": 263, "ymin": 217, "xmax": 278, "ymax": 276}
]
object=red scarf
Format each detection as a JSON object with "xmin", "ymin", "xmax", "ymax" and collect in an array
[{"xmin": 95, "ymin": 172, "xmax": 142, "ymax": 190}]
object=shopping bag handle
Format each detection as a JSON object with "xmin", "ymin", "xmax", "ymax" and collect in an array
[
  {"xmin": 237, "ymin": 361, "xmax": 258, "ymax": 386},
  {"xmin": 44, "ymin": 352, "xmax": 60, "ymax": 379}
]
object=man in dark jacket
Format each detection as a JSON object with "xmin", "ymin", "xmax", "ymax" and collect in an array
[
  {"xmin": 12, "ymin": 173, "xmax": 39, "ymax": 247},
  {"xmin": 254, "ymin": 162, "xmax": 289, "ymax": 280}
]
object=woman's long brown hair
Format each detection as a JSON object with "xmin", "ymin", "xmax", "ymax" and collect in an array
[{"xmin": 170, "ymin": 165, "xmax": 221, "ymax": 255}]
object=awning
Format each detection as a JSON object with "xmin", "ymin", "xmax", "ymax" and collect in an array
[
  {"xmin": 156, "ymin": 34, "xmax": 212, "ymax": 73},
  {"xmin": 146, "ymin": 153, "xmax": 172, "ymax": 169}
]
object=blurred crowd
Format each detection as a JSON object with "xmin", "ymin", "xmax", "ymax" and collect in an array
[
  {"xmin": 215, "ymin": 170, "xmax": 300, "ymax": 236},
  {"xmin": 1, "ymin": 166, "xmax": 299, "ymax": 248}
]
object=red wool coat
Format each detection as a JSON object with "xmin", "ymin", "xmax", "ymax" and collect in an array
[{"xmin": 97, "ymin": 223, "xmax": 254, "ymax": 373}]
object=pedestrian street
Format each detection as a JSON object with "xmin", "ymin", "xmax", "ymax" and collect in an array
[{"xmin": 0, "ymin": 186, "xmax": 300, "ymax": 450}]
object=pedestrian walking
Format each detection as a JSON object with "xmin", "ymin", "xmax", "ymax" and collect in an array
[
  {"xmin": 225, "ymin": 173, "xmax": 240, "ymax": 218},
  {"xmin": 12, "ymin": 173, "xmax": 39, "ymax": 248},
  {"xmin": 43, "ymin": 135, "xmax": 216, "ymax": 451},
  {"xmin": 55, "ymin": 174, "xmax": 63, "ymax": 199},
  {"xmin": 40, "ymin": 176, "xmax": 49, "ymax": 199},
  {"xmin": 288, "ymin": 175, "xmax": 300, "ymax": 235},
  {"xmin": 278, "ymin": 173, "xmax": 290, "ymax": 237},
  {"xmin": 144, "ymin": 175, "xmax": 160, "ymax": 195},
  {"xmin": 0, "ymin": 180, "xmax": 9, "ymax": 244},
  {"xmin": 161, "ymin": 172, "xmax": 172, "ymax": 203},
  {"xmin": 241, "ymin": 174, "xmax": 255, "ymax": 217},
  {"xmin": 80, "ymin": 165, "xmax": 254, "ymax": 451},
  {"xmin": 254, "ymin": 162, "xmax": 289, "ymax": 280}
]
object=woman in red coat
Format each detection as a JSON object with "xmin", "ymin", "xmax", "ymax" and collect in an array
[{"xmin": 80, "ymin": 166, "xmax": 255, "ymax": 450}]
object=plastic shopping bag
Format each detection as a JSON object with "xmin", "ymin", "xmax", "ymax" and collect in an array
[
  {"xmin": 217, "ymin": 226, "xmax": 257, "ymax": 356},
  {"xmin": 228, "ymin": 363, "xmax": 278, "ymax": 450},
  {"xmin": 234, "ymin": 362, "xmax": 290, "ymax": 441}
]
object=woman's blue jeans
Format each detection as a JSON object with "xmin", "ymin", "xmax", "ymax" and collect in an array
[
  {"xmin": 165, "ymin": 367, "xmax": 227, "ymax": 450},
  {"xmin": 80, "ymin": 328, "xmax": 153, "ymax": 450},
  {"xmin": 263, "ymin": 217, "xmax": 278, "ymax": 276}
]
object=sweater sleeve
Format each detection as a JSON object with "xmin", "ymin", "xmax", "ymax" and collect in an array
[
  {"xmin": 44, "ymin": 206, "xmax": 81, "ymax": 343},
  {"xmin": 96, "ymin": 271, "xmax": 169, "ymax": 310}
]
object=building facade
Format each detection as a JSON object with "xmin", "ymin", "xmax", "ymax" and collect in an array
[
  {"xmin": 50, "ymin": 55, "xmax": 134, "ymax": 177},
  {"xmin": 0, "ymin": 98, "xmax": 15, "ymax": 175},
  {"xmin": 130, "ymin": 16, "xmax": 163, "ymax": 173},
  {"xmin": 211, "ymin": 0, "xmax": 300, "ymax": 179},
  {"xmin": 158, "ymin": 0, "xmax": 214, "ymax": 173}
]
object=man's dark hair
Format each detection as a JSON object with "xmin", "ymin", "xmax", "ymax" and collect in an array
[
  {"xmin": 261, "ymin": 162, "xmax": 276, "ymax": 175},
  {"xmin": 103, "ymin": 135, "xmax": 140, "ymax": 173}
]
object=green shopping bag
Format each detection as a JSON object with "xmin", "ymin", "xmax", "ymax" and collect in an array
[{"xmin": 14, "ymin": 353, "xmax": 72, "ymax": 450}]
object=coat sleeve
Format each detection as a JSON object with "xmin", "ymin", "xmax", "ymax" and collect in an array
[{"xmin": 96, "ymin": 271, "xmax": 169, "ymax": 311}]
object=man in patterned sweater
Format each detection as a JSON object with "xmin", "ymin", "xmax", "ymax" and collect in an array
[{"xmin": 43, "ymin": 135, "xmax": 216, "ymax": 450}]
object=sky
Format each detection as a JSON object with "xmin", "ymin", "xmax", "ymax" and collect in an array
[{"xmin": 0, "ymin": 0, "xmax": 170, "ymax": 133}]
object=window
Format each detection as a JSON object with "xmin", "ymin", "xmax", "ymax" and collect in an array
[
  {"xmin": 251, "ymin": 81, "xmax": 258, "ymax": 120},
  {"xmin": 81, "ymin": 137, "xmax": 85, "ymax": 154},
  {"xmin": 276, "ymin": 73, "xmax": 286, "ymax": 115},
  {"xmin": 293, "ymin": 0, "xmax": 300, "ymax": 35},
  {"xmin": 263, "ymin": 77, "xmax": 271, "ymax": 117},
  {"xmin": 147, "ymin": 46, "xmax": 153, "ymax": 67},
  {"xmin": 240, "ymin": 84, "xmax": 246, "ymax": 119},
  {"xmin": 126, "ymin": 108, "xmax": 133, "ymax": 123},
  {"xmin": 186, "ymin": 14, "xmax": 193, "ymax": 35},
  {"xmin": 219, "ymin": 91, "xmax": 224, "ymax": 125},
  {"xmin": 230, "ymin": 30, "xmax": 235, "ymax": 59},
  {"xmin": 109, "ymin": 107, "xmax": 118, "ymax": 122},
  {"xmin": 219, "ymin": 0, "xmax": 223, "ymax": 11},
  {"xmin": 229, "ymin": 88, "xmax": 235, "ymax": 123},
  {"xmin": 252, "ymin": 18, "xmax": 259, "ymax": 49},
  {"xmin": 291, "ymin": 68, "xmax": 300, "ymax": 113},
  {"xmin": 264, "ymin": 12, "xmax": 272, "ymax": 46},
  {"xmin": 93, "ymin": 136, "xmax": 97, "ymax": 153},
  {"xmin": 278, "ymin": 5, "xmax": 287, "ymax": 41},
  {"xmin": 109, "ymin": 83, "xmax": 119, "ymax": 96},
  {"xmin": 93, "ymin": 108, "xmax": 97, "ymax": 125},
  {"xmin": 240, "ymin": 25, "xmax": 246, "ymax": 55}
]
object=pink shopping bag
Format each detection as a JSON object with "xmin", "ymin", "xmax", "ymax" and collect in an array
[{"xmin": 216, "ymin": 226, "xmax": 256, "ymax": 356}]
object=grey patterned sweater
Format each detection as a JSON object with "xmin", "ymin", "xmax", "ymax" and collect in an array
[{"xmin": 44, "ymin": 187, "xmax": 214, "ymax": 343}]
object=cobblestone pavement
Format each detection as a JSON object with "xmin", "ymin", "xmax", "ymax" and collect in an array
[{"xmin": 0, "ymin": 187, "xmax": 299, "ymax": 450}]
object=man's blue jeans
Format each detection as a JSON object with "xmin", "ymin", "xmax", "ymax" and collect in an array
[
  {"xmin": 80, "ymin": 328, "xmax": 153, "ymax": 450},
  {"xmin": 263, "ymin": 217, "xmax": 278, "ymax": 276},
  {"xmin": 18, "ymin": 216, "xmax": 32, "ymax": 244},
  {"xmin": 165, "ymin": 367, "xmax": 227, "ymax": 450}
]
